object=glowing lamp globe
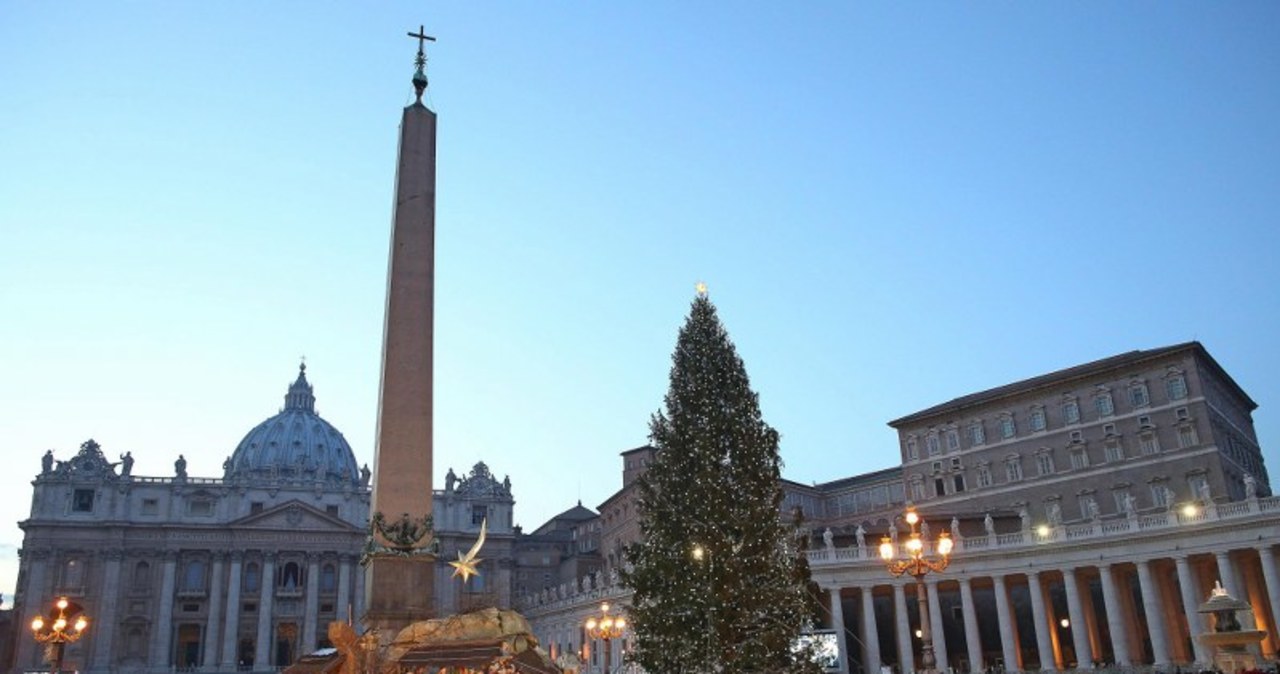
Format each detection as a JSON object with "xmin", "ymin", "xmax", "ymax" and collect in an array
[
  {"xmin": 937, "ymin": 534, "xmax": 954, "ymax": 556},
  {"xmin": 879, "ymin": 539, "xmax": 895, "ymax": 560}
]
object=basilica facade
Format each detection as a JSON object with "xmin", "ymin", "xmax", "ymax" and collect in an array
[{"xmin": 12, "ymin": 365, "xmax": 515, "ymax": 674}]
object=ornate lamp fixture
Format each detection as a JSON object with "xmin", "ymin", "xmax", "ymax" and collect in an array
[
  {"xmin": 31, "ymin": 597, "xmax": 89, "ymax": 674},
  {"xmin": 880, "ymin": 507, "xmax": 953, "ymax": 674},
  {"xmin": 585, "ymin": 602, "xmax": 627, "ymax": 674}
]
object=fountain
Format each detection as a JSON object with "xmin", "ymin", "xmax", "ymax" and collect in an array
[{"xmin": 1197, "ymin": 581, "xmax": 1267, "ymax": 672}]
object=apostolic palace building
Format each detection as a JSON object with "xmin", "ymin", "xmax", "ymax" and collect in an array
[{"xmin": 10, "ymin": 340, "xmax": 1277, "ymax": 674}]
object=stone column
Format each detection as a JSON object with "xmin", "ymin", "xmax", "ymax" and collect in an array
[
  {"xmin": 18, "ymin": 548, "xmax": 51, "ymax": 670},
  {"xmin": 861, "ymin": 585, "xmax": 882, "ymax": 674},
  {"xmin": 337, "ymin": 555, "xmax": 354, "ymax": 624},
  {"xmin": 150, "ymin": 551, "xmax": 179, "ymax": 670},
  {"xmin": 926, "ymin": 579, "xmax": 949, "ymax": 672},
  {"xmin": 894, "ymin": 582, "xmax": 914, "ymax": 674},
  {"xmin": 992, "ymin": 574, "xmax": 1020, "ymax": 671},
  {"xmin": 92, "ymin": 549, "xmax": 124, "ymax": 671},
  {"xmin": 1136, "ymin": 559, "xmax": 1171, "ymax": 666},
  {"xmin": 221, "ymin": 551, "xmax": 244, "ymax": 668},
  {"xmin": 1099, "ymin": 564, "xmax": 1132, "ymax": 666},
  {"xmin": 1216, "ymin": 551, "xmax": 1240, "ymax": 598},
  {"xmin": 202, "ymin": 552, "xmax": 226, "ymax": 670},
  {"xmin": 303, "ymin": 553, "xmax": 321, "ymax": 654},
  {"xmin": 255, "ymin": 553, "xmax": 277, "ymax": 669},
  {"xmin": 1258, "ymin": 546, "xmax": 1280, "ymax": 657},
  {"xmin": 829, "ymin": 588, "xmax": 850, "ymax": 674},
  {"xmin": 1062, "ymin": 568, "xmax": 1094, "ymax": 668},
  {"xmin": 1026, "ymin": 571, "xmax": 1057, "ymax": 671},
  {"xmin": 959, "ymin": 578, "xmax": 984, "ymax": 672}
]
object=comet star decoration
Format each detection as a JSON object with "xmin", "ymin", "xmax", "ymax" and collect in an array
[{"xmin": 449, "ymin": 518, "xmax": 486, "ymax": 583}]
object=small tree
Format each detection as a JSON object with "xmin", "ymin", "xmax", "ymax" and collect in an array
[{"xmin": 622, "ymin": 294, "xmax": 821, "ymax": 674}]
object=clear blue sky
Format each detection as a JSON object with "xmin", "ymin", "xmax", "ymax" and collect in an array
[{"xmin": 2, "ymin": 3, "xmax": 1278, "ymax": 600}]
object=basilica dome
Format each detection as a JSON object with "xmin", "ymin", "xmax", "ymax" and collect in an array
[{"xmin": 226, "ymin": 364, "xmax": 362, "ymax": 487}]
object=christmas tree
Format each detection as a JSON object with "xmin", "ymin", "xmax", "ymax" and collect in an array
[{"xmin": 622, "ymin": 293, "xmax": 822, "ymax": 674}]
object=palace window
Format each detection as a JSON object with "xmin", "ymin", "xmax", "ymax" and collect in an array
[
  {"xmin": 1070, "ymin": 448, "xmax": 1089, "ymax": 470},
  {"xmin": 1112, "ymin": 489, "xmax": 1131, "ymax": 513},
  {"xmin": 1129, "ymin": 381, "xmax": 1150, "ymax": 408},
  {"xmin": 1000, "ymin": 415, "xmax": 1016, "ymax": 439},
  {"xmin": 1030, "ymin": 407, "xmax": 1047, "ymax": 432},
  {"xmin": 1166, "ymin": 373, "xmax": 1188, "ymax": 400},
  {"xmin": 1105, "ymin": 439, "xmax": 1125, "ymax": 463},
  {"xmin": 1178, "ymin": 424, "xmax": 1199, "ymax": 449},
  {"xmin": 952, "ymin": 474, "xmax": 966, "ymax": 493},
  {"xmin": 934, "ymin": 478, "xmax": 947, "ymax": 497},
  {"xmin": 320, "ymin": 564, "xmax": 337, "ymax": 593},
  {"xmin": 1062, "ymin": 398, "xmax": 1081, "ymax": 425},
  {"xmin": 945, "ymin": 429, "xmax": 961, "ymax": 452},
  {"xmin": 926, "ymin": 434, "xmax": 941, "ymax": 457},
  {"xmin": 1005, "ymin": 457, "xmax": 1024, "ymax": 482},
  {"xmin": 968, "ymin": 422, "xmax": 985, "ymax": 446},
  {"xmin": 1036, "ymin": 452, "xmax": 1055, "ymax": 476},
  {"xmin": 906, "ymin": 436, "xmax": 919, "ymax": 461},
  {"xmin": 244, "ymin": 563, "xmax": 261, "ymax": 594},
  {"xmin": 910, "ymin": 479, "xmax": 926, "ymax": 502},
  {"xmin": 1139, "ymin": 432, "xmax": 1160, "ymax": 455},
  {"xmin": 976, "ymin": 464, "xmax": 993, "ymax": 488},
  {"xmin": 1151, "ymin": 484, "xmax": 1170, "ymax": 507},
  {"xmin": 1095, "ymin": 390, "xmax": 1115, "ymax": 417}
]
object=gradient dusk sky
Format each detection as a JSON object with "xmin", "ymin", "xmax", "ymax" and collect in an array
[{"xmin": 2, "ymin": 3, "xmax": 1279, "ymax": 600}]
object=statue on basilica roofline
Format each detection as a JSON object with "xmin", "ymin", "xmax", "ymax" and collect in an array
[
  {"xmin": 854, "ymin": 524, "xmax": 866, "ymax": 549},
  {"xmin": 445, "ymin": 467, "xmax": 457, "ymax": 492},
  {"xmin": 1244, "ymin": 473, "xmax": 1258, "ymax": 499},
  {"xmin": 41, "ymin": 450, "xmax": 54, "ymax": 475},
  {"xmin": 983, "ymin": 513, "xmax": 996, "ymax": 536},
  {"xmin": 360, "ymin": 464, "xmax": 372, "ymax": 487},
  {"xmin": 120, "ymin": 451, "xmax": 134, "ymax": 477},
  {"xmin": 174, "ymin": 454, "xmax": 188, "ymax": 479},
  {"xmin": 950, "ymin": 516, "xmax": 962, "ymax": 540}
]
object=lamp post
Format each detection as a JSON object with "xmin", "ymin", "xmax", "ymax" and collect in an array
[
  {"xmin": 30, "ymin": 597, "xmax": 89, "ymax": 674},
  {"xmin": 880, "ymin": 507, "xmax": 953, "ymax": 674},
  {"xmin": 585, "ymin": 601, "xmax": 626, "ymax": 674}
]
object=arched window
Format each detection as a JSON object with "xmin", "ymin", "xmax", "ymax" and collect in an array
[
  {"xmin": 244, "ymin": 562, "xmax": 261, "ymax": 593},
  {"xmin": 133, "ymin": 561, "xmax": 152, "ymax": 590},
  {"xmin": 320, "ymin": 564, "xmax": 337, "ymax": 593}
]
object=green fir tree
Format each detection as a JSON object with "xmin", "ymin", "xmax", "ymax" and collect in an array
[{"xmin": 622, "ymin": 294, "xmax": 822, "ymax": 674}]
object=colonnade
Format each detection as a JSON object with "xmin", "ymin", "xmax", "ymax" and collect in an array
[{"xmin": 824, "ymin": 544, "xmax": 1280, "ymax": 674}]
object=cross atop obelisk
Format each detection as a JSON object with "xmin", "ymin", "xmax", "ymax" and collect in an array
[{"xmin": 407, "ymin": 25, "xmax": 436, "ymax": 104}]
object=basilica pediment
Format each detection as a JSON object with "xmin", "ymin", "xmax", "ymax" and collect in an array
[{"xmin": 229, "ymin": 500, "xmax": 360, "ymax": 532}]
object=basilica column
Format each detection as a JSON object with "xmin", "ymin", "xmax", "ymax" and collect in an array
[
  {"xmin": 337, "ymin": 554, "xmax": 354, "ymax": 624},
  {"xmin": 92, "ymin": 549, "xmax": 124, "ymax": 671},
  {"xmin": 958, "ymin": 578, "xmax": 984, "ymax": 672},
  {"xmin": 303, "ymin": 553, "xmax": 321, "ymax": 654},
  {"xmin": 1062, "ymin": 569, "xmax": 1094, "ymax": 668},
  {"xmin": 893, "ymin": 582, "xmax": 913, "ymax": 674},
  {"xmin": 255, "ymin": 553, "xmax": 277, "ymax": 669},
  {"xmin": 1026, "ymin": 571, "xmax": 1057, "ymax": 672},
  {"xmin": 992, "ymin": 574, "xmax": 1019, "ymax": 671},
  {"xmin": 861, "ymin": 585, "xmax": 882, "ymax": 674},
  {"xmin": 829, "ymin": 588, "xmax": 850, "ymax": 674},
  {"xmin": 1258, "ymin": 546, "xmax": 1280, "ymax": 655},
  {"xmin": 202, "ymin": 552, "xmax": 226, "ymax": 670},
  {"xmin": 221, "ymin": 551, "xmax": 244, "ymax": 668},
  {"xmin": 1098, "ymin": 564, "xmax": 1132, "ymax": 666},
  {"xmin": 1216, "ymin": 551, "xmax": 1240, "ymax": 598},
  {"xmin": 926, "ymin": 580, "xmax": 949, "ymax": 672},
  {"xmin": 18, "ymin": 548, "xmax": 51, "ymax": 670},
  {"xmin": 1136, "ymin": 559, "xmax": 1171, "ymax": 666},
  {"xmin": 150, "ymin": 551, "xmax": 179, "ymax": 670}
]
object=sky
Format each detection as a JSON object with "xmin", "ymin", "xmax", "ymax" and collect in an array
[{"xmin": 2, "ymin": 2, "xmax": 1279, "ymax": 602}]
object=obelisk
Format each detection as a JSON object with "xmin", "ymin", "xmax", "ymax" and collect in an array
[{"xmin": 363, "ymin": 27, "xmax": 438, "ymax": 635}]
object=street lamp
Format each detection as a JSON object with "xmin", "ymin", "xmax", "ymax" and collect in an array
[
  {"xmin": 31, "ymin": 597, "xmax": 89, "ymax": 674},
  {"xmin": 880, "ymin": 507, "xmax": 953, "ymax": 674},
  {"xmin": 585, "ymin": 601, "xmax": 626, "ymax": 674}
]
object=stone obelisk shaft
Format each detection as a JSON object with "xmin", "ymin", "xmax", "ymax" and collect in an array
[{"xmin": 364, "ymin": 101, "xmax": 437, "ymax": 633}]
